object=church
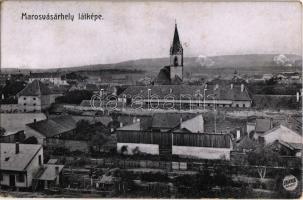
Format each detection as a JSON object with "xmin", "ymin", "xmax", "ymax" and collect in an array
[
  {"xmin": 119, "ymin": 23, "xmax": 252, "ymax": 109},
  {"xmin": 154, "ymin": 23, "xmax": 184, "ymax": 85}
]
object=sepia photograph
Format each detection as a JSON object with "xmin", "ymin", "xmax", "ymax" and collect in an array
[{"xmin": 0, "ymin": 1, "xmax": 302, "ymax": 198}]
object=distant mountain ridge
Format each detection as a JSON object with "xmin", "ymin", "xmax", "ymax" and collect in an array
[{"xmin": 1, "ymin": 54, "xmax": 301, "ymax": 74}]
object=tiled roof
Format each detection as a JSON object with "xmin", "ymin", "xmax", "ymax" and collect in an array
[
  {"xmin": 0, "ymin": 143, "xmax": 42, "ymax": 171},
  {"xmin": 26, "ymin": 116, "xmax": 76, "ymax": 138},
  {"xmin": 120, "ymin": 84, "xmax": 251, "ymax": 101},
  {"xmin": 151, "ymin": 113, "xmax": 197, "ymax": 129},
  {"xmin": 35, "ymin": 164, "xmax": 64, "ymax": 181},
  {"xmin": 17, "ymin": 80, "xmax": 52, "ymax": 96}
]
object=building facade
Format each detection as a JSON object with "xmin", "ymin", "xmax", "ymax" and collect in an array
[
  {"xmin": 0, "ymin": 143, "xmax": 43, "ymax": 189},
  {"xmin": 17, "ymin": 80, "xmax": 62, "ymax": 112}
]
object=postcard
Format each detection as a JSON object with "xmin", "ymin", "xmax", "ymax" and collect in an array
[{"xmin": 0, "ymin": 1, "xmax": 302, "ymax": 199}]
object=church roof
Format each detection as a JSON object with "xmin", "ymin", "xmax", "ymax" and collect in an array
[
  {"xmin": 154, "ymin": 66, "xmax": 171, "ymax": 85},
  {"xmin": 170, "ymin": 24, "xmax": 183, "ymax": 55}
]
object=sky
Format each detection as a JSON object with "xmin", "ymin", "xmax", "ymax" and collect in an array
[{"xmin": 1, "ymin": 1, "xmax": 302, "ymax": 69}]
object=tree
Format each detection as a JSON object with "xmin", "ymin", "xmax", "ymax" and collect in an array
[
  {"xmin": 55, "ymin": 90, "xmax": 93, "ymax": 104},
  {"xmin": 247, "ymin": 146, "xmax": 280, "ymax": 181},
  {"xmin": 91, "ymin": 133, "xmax": 109, "ymax": 152}
]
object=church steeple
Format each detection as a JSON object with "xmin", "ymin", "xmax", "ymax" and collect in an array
[
  {"xmin": 169, "ymin": 22, "xmax": 184, "ymax": 82},
  {"xmin": 170, "ymin": 23, "xmax": 183, "ymax": 56}
]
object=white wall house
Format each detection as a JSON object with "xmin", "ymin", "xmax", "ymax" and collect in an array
[
  {"xmin": 17, "ymin": 80, "xmax": 62, "ymax": 112},
  {"xmin": 259, "ymin": 125, "xmax": 302, "ymax": 145},
  {"xmin": 29, "ymin": 73, "xmax": 68, "ymax": 86},
  {"xmin": 0, "ymin": 143, "xmax": 43, "ymax": 189}
]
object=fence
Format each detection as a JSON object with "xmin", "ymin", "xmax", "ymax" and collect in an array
[
  {"xmin": 116, "ymin": 130, "xmax": 231, "ymax": 148},
  {"xmin": 0, "ymin": 104, "xmax": 19, "ymax": 113}
]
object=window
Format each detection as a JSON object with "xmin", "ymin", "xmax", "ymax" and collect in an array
[
  {"xmin": 33, "ymin": 103, "xmax": 36, "ymax": 106},
  {"xmin": 33, "ymin": 98, "xmax": 36, "ymax": 100},
  {"xmin": 17, "ymin": 174, "xmax": 24, "ymax": 182},
  {"xmin": 38, "ymin": 155, "xmax": 42, "ymax": 166},
  {"xmin": 243, "ymin": 104, "xmax": 246, "ymax": 108},
  {"xmin": 23, "ymin": 97, "xmax": 26, "ymax": 100},
  {"xmin": 0, "ymin": 173, "xmax": 3, "ymax": 181},
  {"xmin": 174, "ymin": 56, "xmax": 178, "ymax": 66},
  {"xmin": 236, "ymin": 104, "xmax": 239, "ymax": 107},
  {"xmin": 24, "ymin": 103, "xmax": 26, "ymax": 106}
]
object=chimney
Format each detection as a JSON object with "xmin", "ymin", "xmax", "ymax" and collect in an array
[
  {"xmin": 241, "ymin": 84, "xmax": 244, "ymax": 92},
  {"xmin": 230, "ymin": 83, "xmax": 233, "ymax": 89},
  {"xmin": 55, "ymin": 166, "xmax": 59, "ymax": 176},
  {"xmin": 119, "ymin": 122, "xmax": 123, "ymax": 128},
  {"xmin": 16, "ymin": 142, "xmax": 20, "ymax": 154}
]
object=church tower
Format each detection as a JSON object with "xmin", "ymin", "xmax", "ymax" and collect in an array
[{"xmin": 169, "ymin": 23, "xmax": 183, "ymax": 81}]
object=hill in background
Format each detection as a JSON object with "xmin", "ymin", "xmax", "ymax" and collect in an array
[{"xmin": 2, "ymin": 54, "xmax": 301, "ymax": 76}]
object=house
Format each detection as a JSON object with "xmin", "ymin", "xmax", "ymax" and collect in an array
[
  {"xmin": 0, "ymin": 130, "xmax": 25, "ymax": 143},
  {"xmin": 69, "ymin": 83, "xmax": 100, "ymax": 93},
  {"xmin": 0, "ymin": 143, "xmax": 43, "ymax": 190},
  {"xmin": 257, "ymin": 125, "xmax": 302, "ymax": 145},
  {"xmin": 0, "ymin": 113, "xmax": 47, "ymax": 144},
  {"xmin": 29, "ymin": 72, "xmax": 68, "ymax": 86},
  {"xmin": 119, "ymin": 83, "xmax": 252, "ymax": 109},
  {"xmin": 26, "ymin": 116, "xmax": 87, "ymax": 152},
  {"xmin": 17, "ymin": 80, "xmax": 63, "ymax": 112},
  {"xmin": 269, "ymin": 140, "xmax": 302, "ymax": 157},
  {"xmin": 116, "ymin": 130, "xmax": 233, "ymax": 160},
  {"xmin": 33, "ymin": 164, "xmax": 64, "ymax": 190}
]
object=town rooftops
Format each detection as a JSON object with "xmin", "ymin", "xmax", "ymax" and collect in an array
[
  {"xmin": 29, "ymin": 72, "xmax": 61, "ymax": 79},
  {"xmin": 26, "ymin": 116, "xmax": 77, "ymax": 138},
  {"xmin": 17, "ymin": 80, "xmax": 52, "ymax": 96},
  {"xmin": 0, "ymin": 143, "xmax": 42, "ymax": 171},
  {"xmin": 120, "ymin": 83, "xmax": 251, "ymax": 101}
]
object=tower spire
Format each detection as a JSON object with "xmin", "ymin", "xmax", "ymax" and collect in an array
[{"xmin": 170, "ymin": 22, "xmax": 183, "ymax": 55}]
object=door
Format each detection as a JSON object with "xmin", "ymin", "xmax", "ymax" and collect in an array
[{"xmin": 9, "ymin": 175, "xmax": 15, "ymax": 187}]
